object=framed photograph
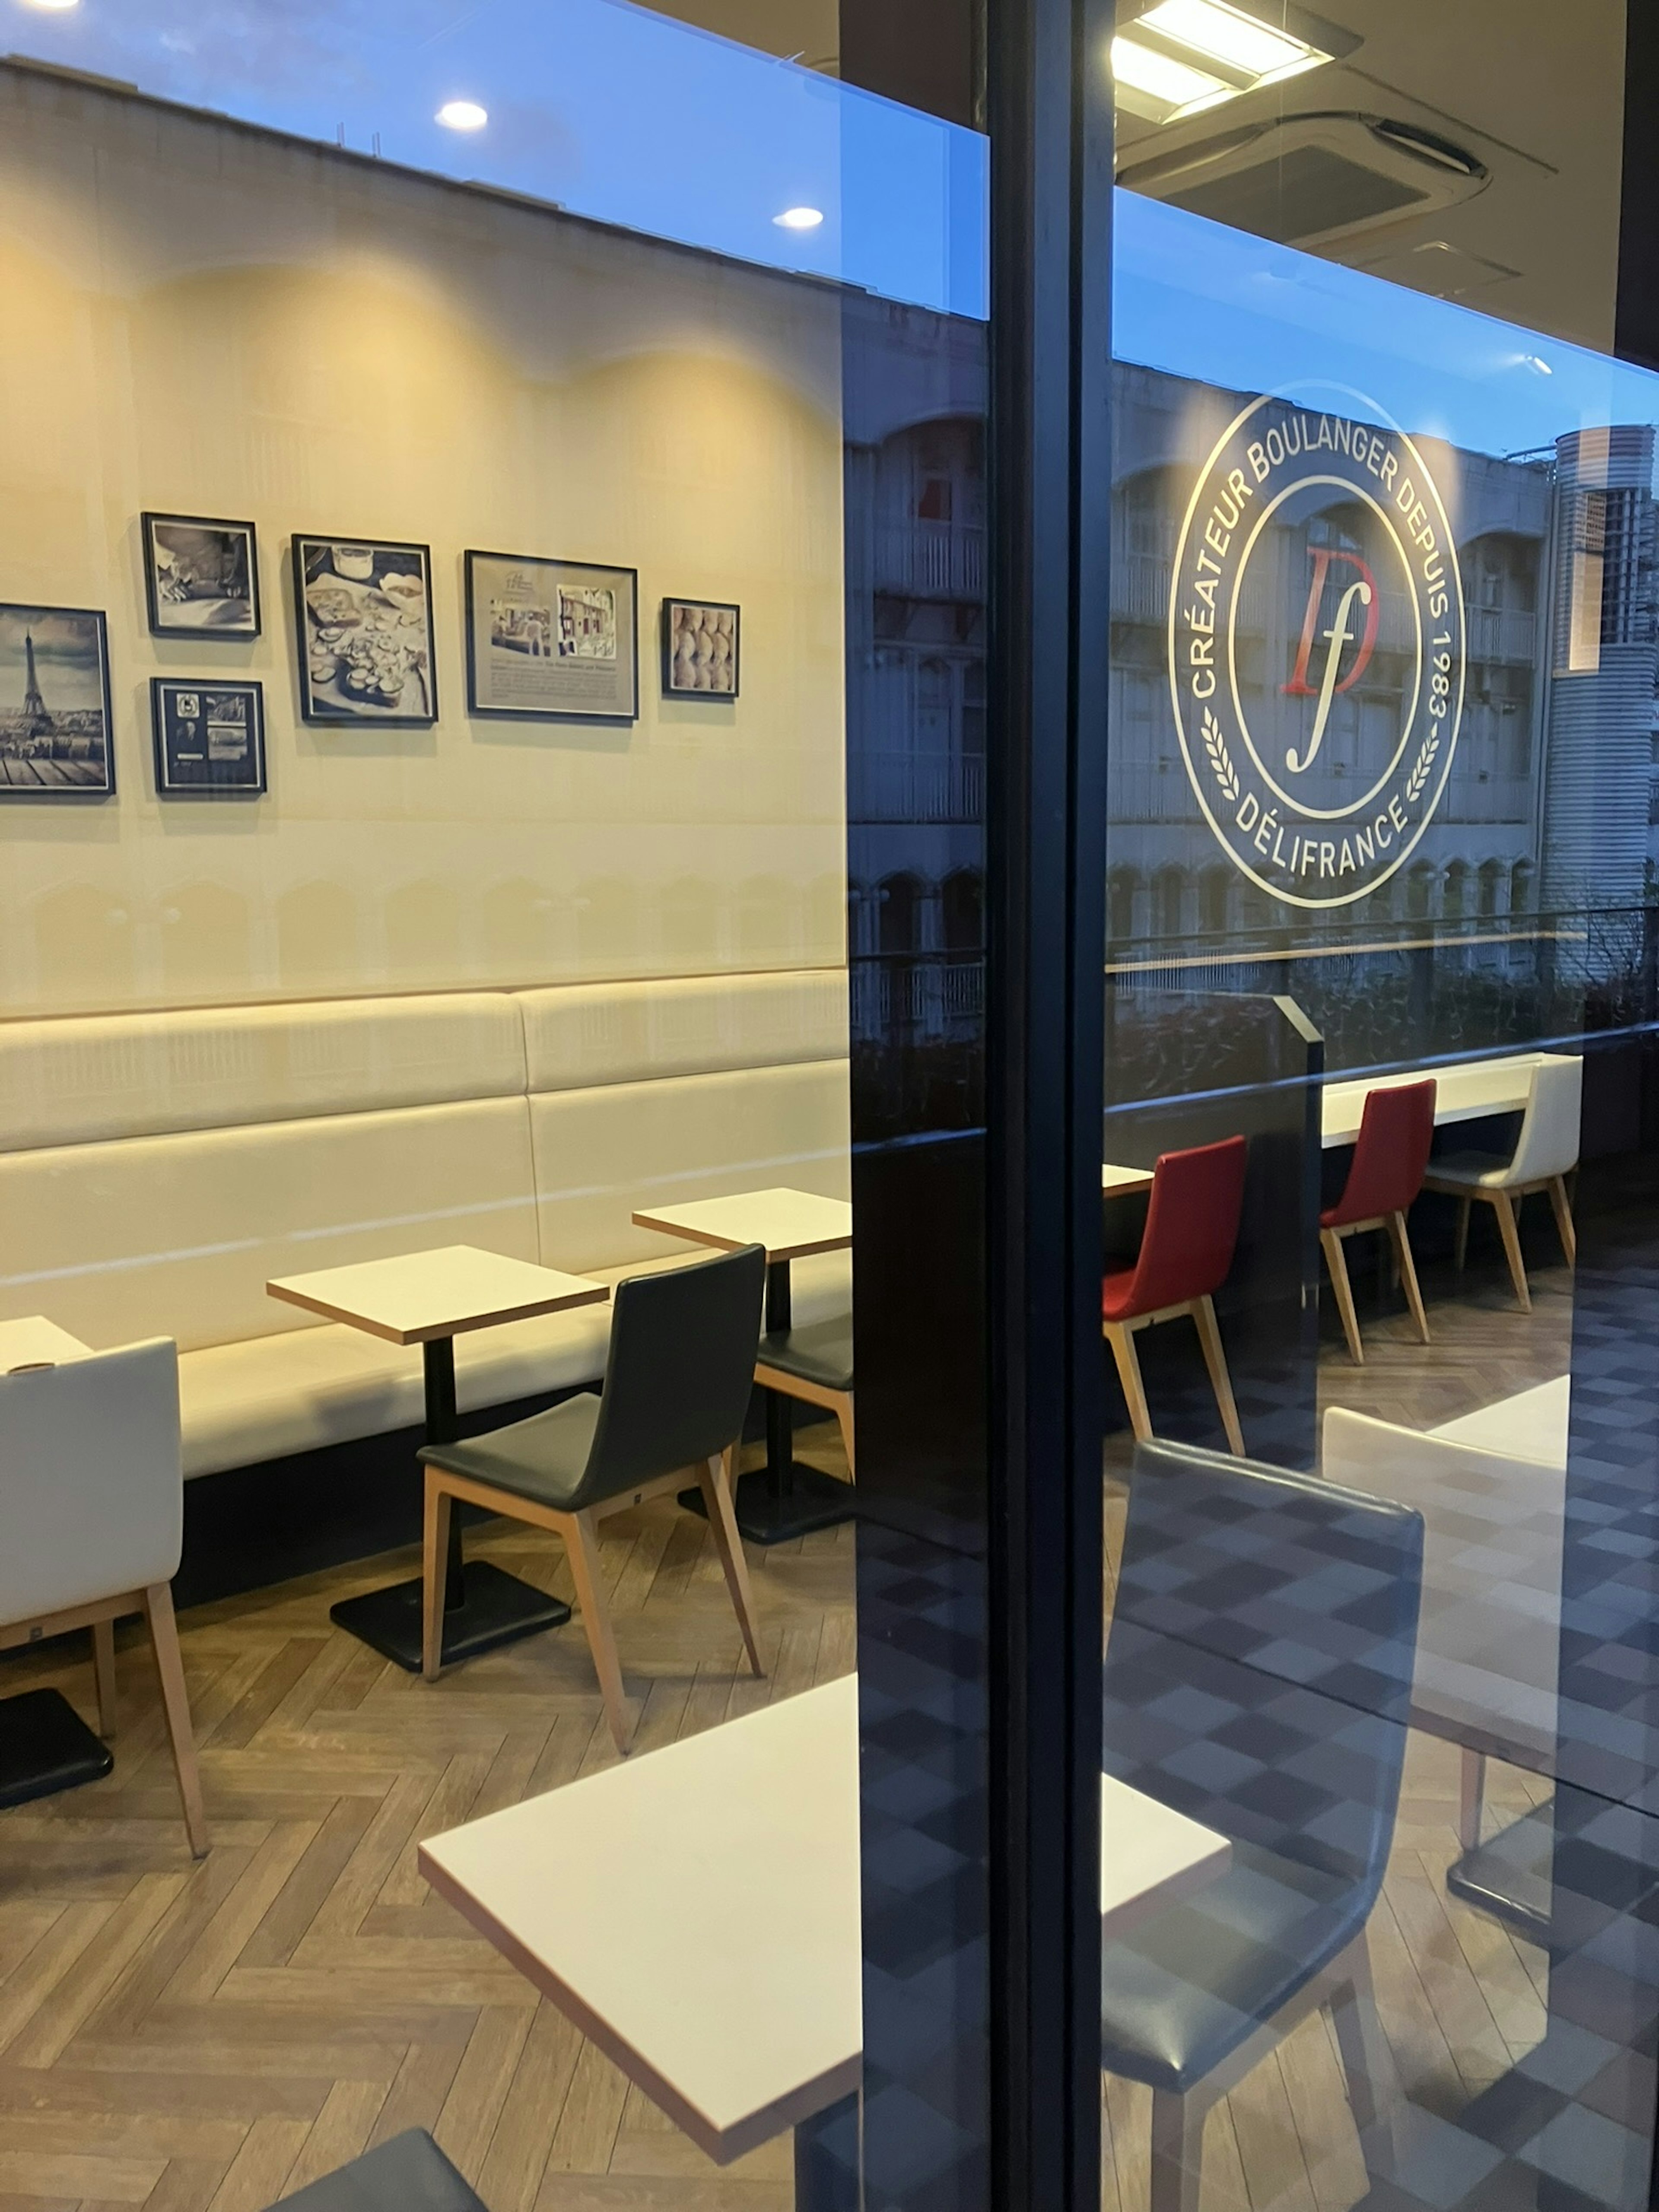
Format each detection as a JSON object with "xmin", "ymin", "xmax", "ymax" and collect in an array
[
  {"xmin": 0, "ymin": 604, "xmax": 114, "ymax": 797},
  {"xmin": 292, "ymin": 536, "xmax": 437, "ymax": 725},
  {"xmin": 663, "ymin": 599, "xmax": 740, "ymax": 698},
  {"xmin": 151, "ymin": 679, "xmax": 266, "ymax": 796},
  {"xmin": 142, "ymin": 513, "xmax": 261, "ymax": 637},
  {"xmin": 465, "ymin": 551, "xmax": 638, "ymax": 722}
]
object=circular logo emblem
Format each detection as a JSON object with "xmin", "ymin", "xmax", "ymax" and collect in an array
[{"xmin": 1169, "ymin": 386, "xmax": 1465, "ymax": 910}]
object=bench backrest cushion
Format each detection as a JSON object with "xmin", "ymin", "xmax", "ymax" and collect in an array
[{"xmin": 517, "ymin": 971, "xmax": 847, "ymax": 1093}]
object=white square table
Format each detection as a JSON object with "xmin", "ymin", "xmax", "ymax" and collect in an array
[
  {"xmin": 267, "ymin": 1245, "xmax": 608, "ymax": 1672},
  {"xmin": 630, "ymin": 1189, "xmax": 855, "ymax": 1545},
  {"xmin": 420, "ymin": 1674, "xmax": 1228, "ymax": 2206}
]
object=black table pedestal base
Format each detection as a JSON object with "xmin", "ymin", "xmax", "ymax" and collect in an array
[
  {"xmin": 330, "ymin": 1563, "xmax": 571, "ymax": 1675},
  {"xmin": 1445, "ymin": 1799, "xmax": 1554, "ymax": 1943},
  {"xmin": 679, "ymin": 1463, "xmax": 856, "ymax": 1546},
  {"xmin": 0, "ymin": 1687, "xmax": 114, "ymax": 1810}
]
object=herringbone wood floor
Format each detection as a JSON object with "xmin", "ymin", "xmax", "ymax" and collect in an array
[
  {"xmin": 0, "ymin": 1237, "xmax": 1573, "ymax": 2212},
  {"xmin": 0, "ymin": 1428, "xmax": 855, "ymax": 2212}
]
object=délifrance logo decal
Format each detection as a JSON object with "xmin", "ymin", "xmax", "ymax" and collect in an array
[{"xmin": 1168, "ymin": 386, "xmax": 1465, "ymax": 911}]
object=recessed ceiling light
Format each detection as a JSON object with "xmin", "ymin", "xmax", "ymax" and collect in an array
[
  {"xmin": 773, "ymin": 206, "xmax": 824, "ymax": 231},
  {"xmin": 17, "ymin": 0, "xmax": 81, "ymax": 11},
  {"xmin": 436, "ymin": 99, "xmax": 488, "ymax": 131},
  {"xmin": 1111, "ymin": 35, "xmax": 1231, "ymax": 116}
]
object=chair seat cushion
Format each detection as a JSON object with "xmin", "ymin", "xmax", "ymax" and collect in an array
[
  {"xmin": 422, "ymin": 1392, "xmax": 601, "ymax": 1509},
  {"xmin": 1102, "ymin": 1268, "xmax": 1139, "ymax": 1323},
  {"xmin": 1425, "ymin": 1152, "xmax": 1513, "ymax": 1191},
  {"xmin": 758, "ymin": 1314, "xmax": 853, "ymax": 1392},
  {"xmin": 1100, "ymin": 1839, "xmax": 1371, "ymax": 2094}
]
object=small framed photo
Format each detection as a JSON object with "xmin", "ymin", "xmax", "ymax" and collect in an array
[
  {"xmin": 293, "ymin": 536, "xmax": 437, "ymax": 725},
  {"xmin": 142, "ymin": 513, "xmax": 261, "ymax": 637},
  {"xmin": 0, "ymin": 604, "xmax": 114, "ymax": 797},
  {"xmin": 465, "ymin": 551, "xmax": 639, "ymax": 722},
  {"xmin": 151, "ymin": 679, "xmax": 266, "ymax": 796},
  {"xmin": 663, "ymin": 599, "xmax": 740, "ymax": 698}
]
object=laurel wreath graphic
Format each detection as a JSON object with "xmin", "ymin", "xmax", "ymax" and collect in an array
[
  {"xmin": 1404, "ymin": 728, "xmax": 1441, "ymax": 804},
  {"xmin": 1200, "ymin": 706, "xmax": 1241, "ymax": 807}
]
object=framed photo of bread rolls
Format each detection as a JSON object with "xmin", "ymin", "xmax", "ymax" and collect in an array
[
  {"xmin": 465, "ymin": 551, "xmax": 639, "ymax": 722},
  {"xmin": 662, "ymin": 598, "xmax": 740, "ymax": 699}
]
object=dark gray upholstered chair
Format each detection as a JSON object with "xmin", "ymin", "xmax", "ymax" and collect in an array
[
  {"xmin": 754, "ymin": 1315, "xmax": 855, "ymax": 1477},
  {"xmin": 271, "ymin": 2129, "xmax": 485, "ymax": 2212},
  {"xmin": 1102, "ymin": 1439, "xmax": 1424, "ymax": 2212},
  {"xmin": 420, "ymin": 1245, "xmax": 767, "ymax": 1751}
]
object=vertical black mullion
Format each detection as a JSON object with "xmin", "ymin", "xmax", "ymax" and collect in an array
[
  {"xmin": 986, "ymin": 0, "xmax": 1110, "ymax": 2208},
  {"xmin": 1616, "ymin": 0, "xmax": 1659, "ymax": 372}
]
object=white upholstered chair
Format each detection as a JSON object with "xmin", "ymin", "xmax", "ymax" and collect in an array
[
  {"xmin": 1421, "ymin": 1056, "xmax": 1580, "ymax": 1310},
  {"xmin": 0, "ymin": 1341, "xmax": 207, "ymax": 1856}
]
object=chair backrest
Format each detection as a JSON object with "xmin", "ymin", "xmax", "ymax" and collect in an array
[
  {"xmin": 0, "ymin": 1340, "xmax": 183, "ymax": 1628},
  {"xmin": 1103, "ymin": 1437, "xmax": 1422, "ymax": 1898},
  {"xmin": 1328, "ymin": 1078, "xmax": 1436, "ymax": 1227},
  {"xmin": 1507, "ymin": 1056, "xmax": 1582, "ymax": 1185},
  {"xmin": 1320, "ymin": 1405, "xmax": 1562, "ymax": 1764},
  {"xmin": 1119, "ymin": 1135, "xmax": 1247, "ymax": 1316},
  {"xmin": 571, "ymin": 1244, "xmax": 766, "ymax": 1507}
]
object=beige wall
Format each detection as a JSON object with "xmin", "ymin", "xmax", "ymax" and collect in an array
[{"xmin": 0, "ymin": 65, "xmax": 847, "ymax": 1017}]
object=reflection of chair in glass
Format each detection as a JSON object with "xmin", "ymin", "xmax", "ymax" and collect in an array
[
  {"xmin": 419, "ymin": 1246, "xmax": 767, "ymax": 1754},
  {"xmin": 1102, "ymin": 1137, "xmax": 1247, "ymax": 1458},
  {"xmin": 0, "ymin": 1342, "xmax": 207, "ymax": 1856},
  {"xmin": 1422, "ymin": 1057, "xmax": 1580, "ymax": 1311},
  {"xmin": 1320, "ymin": 1079, "xmax": 1436, "ymax": 1363},
  {"xmin": 1101, "ymin": 1439, "xmax": 1423, "ymax": 2212}
]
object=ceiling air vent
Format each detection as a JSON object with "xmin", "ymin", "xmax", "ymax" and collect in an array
[{"xmin": 1118, "ymin": 112, "xmax": 1489, "ymax": 248}]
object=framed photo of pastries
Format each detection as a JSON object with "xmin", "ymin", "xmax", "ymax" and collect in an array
[
  {"xmin": 143, "ymin": 513, "xmax": 261, "ymax": 638},
  {"xmin": 151, "ymin": 678, "xmax": 267, "ymax": 796},
  {"xmin": 292, "ymin": 536, "xmax": 437, "ymax": 725},
  {"xmin": 663, "ymin": 599, "xmax": 739, "ymax": 699},
  {"xmin": 465, "ymin": 551, "xmax": 639, "ymax": 722}
]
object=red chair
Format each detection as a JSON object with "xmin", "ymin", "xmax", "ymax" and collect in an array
[
  {"xmin": 1102, "ymin": 1135, "xmax": 1247, "ymax": 1457},
  {"xmin": 1321, "ymin": 1079, "xmax": 1436, "ymax": 1364}
]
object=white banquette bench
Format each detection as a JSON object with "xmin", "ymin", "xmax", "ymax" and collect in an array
[{"xmin": 0, "ymin": 971, "xmax": 852, "ymax": 1481}]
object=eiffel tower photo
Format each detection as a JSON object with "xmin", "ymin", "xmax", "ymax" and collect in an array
[{"xmin": 19, "ymin": 628, "xmax": 52, "ymax": 741}]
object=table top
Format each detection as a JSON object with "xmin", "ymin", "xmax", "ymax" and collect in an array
[
  {"xmin": 1102, "ymin": 1163, "xmax": 1155, "ymax": 1195},
  {"xmin": 1430, "ymin": 1374, "xmax": 1570, "ymax": 1470},
  {"xmin": 632, "ymin": 1188, "xmax": 853, "ymax": 1265},
  {"xmin": 421, "ymin": 1674, "xmax": 1228, "ymax": 2164},
  {"xmin": 1321, "ymin": 1051, "xmax": 1572, "ymax": 1150},
  {"xmin": 267, "ymin": 1244, "xmax": 608, "ymax": 1346},
  {"xmin": 0, "ymin": 1316, "xmax": 93, "ymax": 1371}
]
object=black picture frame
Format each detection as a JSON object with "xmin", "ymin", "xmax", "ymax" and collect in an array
[
  {"xmin": 0, "ymin": 603, "xmax": 116, "ymax": 798},
  {"xmin": 662, "ymin": 598, "xmax": 741, "ymax": 699},
  {"xmin": 142, "ymin": 512, "xmax": 261, "ymax": 639},
  {"xmin": 292, "ymin": 535, "xmax": 438, "ymax": 726},
  {"xmin": 151, "ymin": 678, "xmax": 267, "ymax": 796},
  {"xmin": 464, "ymin": 550, "xmax": 639, "ymax": 722}
]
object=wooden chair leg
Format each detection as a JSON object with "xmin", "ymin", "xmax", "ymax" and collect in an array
[
  {"xmin": 92, "ymin": 1617, "xmax": 118, "ymax": 1739},
  {"xmin": 1328, "ymin": 1936, "xmax": 1400, "ymax": 2176},
  {"xmin": 566, "ymin": 1509, "xmax": 632, "ymax": 1755},
  {"xmin": 1104, "ymin": 1320, "xmax": 1152, "ymax": 1442},
  {"xmin": 1454, "ymin": 1194, "xmax": 1471, "ymax": 1271},
  {"xmin": 699, "ymin": 1455, "xmax": 764, "ymax": 1679},
  {"xmin": 1321, "ymin": 1227, "xmax": 1364, "ymax": 1365},
  {"xmin": 1548, "ymin": 1173, "xmax": 1577, "ymax": 1267},
  {"xmin": 143, "ymin": 1582, "xmax": 207, "ymax": 1859},
  {"xmin": 422, "ymin": 1475, "xmax": 453, "ymax": 1682},
  {"xmin": 1492, "ymin": 1189, "xmax": 1531, "ymax": 1311},
  {"xmin": 833, "ymin": 1395, "xmax": 856, "ymax": 1482},
  {"xmin": 1149, "ymin": 2087, "xmax": 1202, "ymax": 2212},
  {"xmin": 1389, "ymin": 1212, "xmax": 1430, "ymax": 1344},
  {"xmin": 1193, "ymin": 1296, "xmax": 1245, "ymax": 1459},
  {"xmin": 1459, "ymin": 1744, "xmax": 1487, "ymax": 1853}
]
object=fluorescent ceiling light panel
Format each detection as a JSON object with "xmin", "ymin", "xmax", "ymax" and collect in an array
[
  {"xmin": 1111, "ymin": 35, "xmax": 1230, "ymax": 113},
  {"xmin": 1141, "ymin": 0, "xmax": 1321, "ymax": 77}
]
